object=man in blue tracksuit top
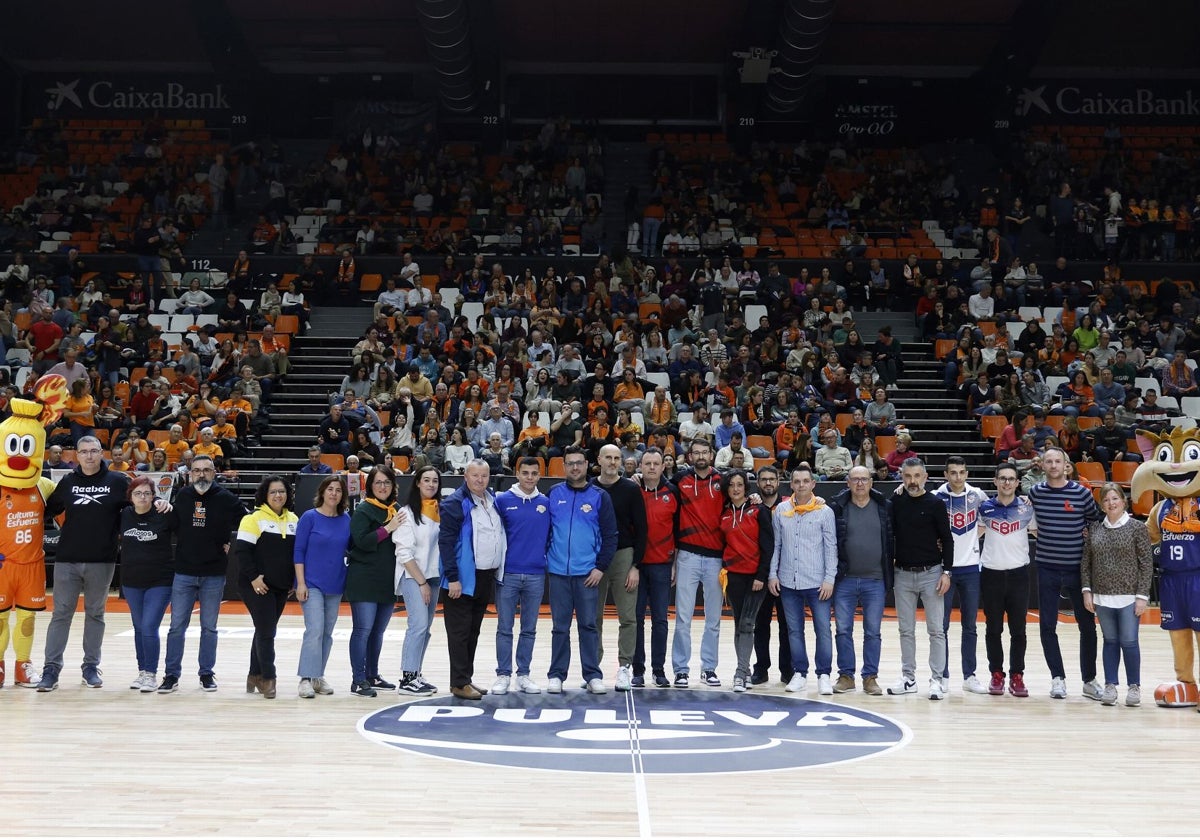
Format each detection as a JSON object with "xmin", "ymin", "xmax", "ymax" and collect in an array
[
  {"xmin": 491, "ymin": 456, "xmax": 552, "ymax": 696},
  {"xmin": 546, "ymin": 446, "xmax": 617, "ymax": 695}
]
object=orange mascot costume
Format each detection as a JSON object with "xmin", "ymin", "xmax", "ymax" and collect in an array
[
  {"xmin": 1132, "ymin": 427, "xmax": 1200, "ymax": 708},
  {"xmin": 0, "ymin": 375, "xmax": 68, "ymax": 688}
]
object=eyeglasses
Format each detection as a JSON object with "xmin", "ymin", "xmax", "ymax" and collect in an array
[
  {"xmin": 848, "ymin": 477, "xmax": 871, "ymax": 483},
  {"xmin": 996, "ymin": 476, "xmax": 1018, "ymax": 482},
  {"xmin": 130, "ymin": 491, "xmax": 155, "ymax": 498},
  {"xmin": 267, "ymin": 489, "xmax": 288, "ymax": 495},
  {"xmin": 564, "ymin": 460, "xmax": 587, "ymax": 468},
  {"xmin": 77, "ymin": 449, "xmax": 102, "ymax": 456}
]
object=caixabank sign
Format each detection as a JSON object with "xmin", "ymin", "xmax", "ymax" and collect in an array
[
  {"xmin": 1014, "ymin": 80, "xmax": 1200, "ymax": 124},
  {"xmin": 26, "ymin": 75, "xmax": 239, "ymax": 120},
  {"xmin": 359, "ymin": 690, "xmax": 910, "ymax": 774}
]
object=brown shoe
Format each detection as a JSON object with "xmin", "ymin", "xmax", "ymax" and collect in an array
[
  {"xmin": 451, "ymin": 684, "xmax": 483, "ymax": 700},
  {"xmin": 246, "ymin": 675, "xmax": 260, "ymax": 694},
  {"xmin": 470, "ymin": 683, "xmax": 489, "ymax": 696},
  {"xmin": 862, "ymin": 676, "xmax": 883, "ymax": 696},
  {"xmin": 833, "ymin": 675, "xmax": 856, "ymax": 693},
  {"xmin": 260, "ymin": 678, "xmax": 277, "ymax": 699}
]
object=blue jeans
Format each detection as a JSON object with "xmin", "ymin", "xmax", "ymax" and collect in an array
[
  {"xmin": 633, "ymin": 562, "xmax": 672, "ymax": 677},
  {"xmin": 780, "ymin": 586, "xmax": 833, "ymax": 677},
  {"xmin": 942, "ymin": 568, "xmax": 981, "ymax": 679},
  {"xmin": 548, "ymin": 573, "xmax": 601, "ymax": 681},
  {"xmin": 833, "ymin": 577, "xmax": 886, "ymax": 678},
  {"xmin": 123, "ymin": 585, "xmax": 172, "ymax": 673},
  {"xmin": 298, "ymin": 587, "xmax": 342, "ymax": 678},
  {"xmin": 349, "ymin": 601, "xmax": 392, "ymax": 683},
  {"xmin": 165, "ymin": 573, "xmax": 225, "ymax": 678},
  {"xmin": 1096, "ymin": 603, "xmax": 1141, "ymax": 686},
  {"xmin": 398, "ymin": 576, "xmax": 438, "ymax": 674},
  {"xmin": 672, "ymin": 550, "xmax": 722, "ymax": 675},
  {"xmin": 1035, "ymin": 564, "xmax": 1097, "ymax": 682},
  {"xmin": 495, "ymin": 572, "xmax": 544, "ymax": 676}
]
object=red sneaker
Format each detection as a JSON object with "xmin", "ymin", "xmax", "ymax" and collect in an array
[
  {"xmin": 988, "ymin": 671, "xmax": 1004, "ymax": 695},
  {"xmin": 14, "ymin": 660, "xmax": 40, "ymax": 688},
  {"xmin": 1009, "ymin": 672, "xmax": 1029, "ymax": 697}
]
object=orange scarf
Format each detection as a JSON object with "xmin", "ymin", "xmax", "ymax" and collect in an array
[
  {"xmin": 421, "ymin": 498, "xmax": 440, "ymax": 522},
  {"xmin": 365, "ymin": 497, "xmax": 397, "ymax": 521},
  {"xmin": 783, "ymin": 495, "xmax": 826, "ymax": 517}
]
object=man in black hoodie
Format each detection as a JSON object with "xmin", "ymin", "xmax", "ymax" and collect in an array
[
  {"xmin": 158, "ymin": 454, "xmax": 246, "ymax": 693},
  {"xmin": 37, "ymin": 437, "xmax": 134, "ymax": 691}
]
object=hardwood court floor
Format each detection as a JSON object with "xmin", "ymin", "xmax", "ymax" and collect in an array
[{"xmin": 1, "ymin": 600, "xmax": 1193, "ymax": 837}]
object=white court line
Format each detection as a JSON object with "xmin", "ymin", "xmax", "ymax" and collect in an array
[{"xmin": 624, "ymin": 689, "xmax": 652, "ymax": 839}]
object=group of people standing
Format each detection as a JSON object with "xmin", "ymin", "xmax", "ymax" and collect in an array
[{"xmin": 20, "ymin": 430, "xmax": 1152, "ymax": 708}]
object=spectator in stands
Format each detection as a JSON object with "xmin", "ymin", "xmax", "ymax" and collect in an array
[
  {"xmin": 864, "ymin": 388, "xmax": 897, "ymax": 436},
  {"xmin": 885, "ymin": 433, "xmax": 917, "ymax": 478},
  {"xmin": 317, "ymin": 405, "xmax": 352, "ymax": 458},
  {"xmin": 1134, "ymin": 389, "xmax": 1170, "ymax": 433},
  {"xmin": 1162, "ymin": 354, "xmax": 1199, "ymax": 400},
  {"xmin": 1089, "ymin": 411, "xmax": 1142, "ymax": 473},
  {"xmin": 814, "ymin": 429, "xmax": 852, "ymax": 481},
  {"xmin": 178, "ymin": 279, "xmax": 215, "ymax": 318}
]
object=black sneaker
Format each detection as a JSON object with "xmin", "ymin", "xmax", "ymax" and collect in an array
[
  {"xmin": 398, "ymin": 674, "xmax": 434, "ymax": 696},
  {"xmin": 630, "ymin": 674, "xmax": 645, "ymax": 688},
  {"xmin": 157, "ymin": 675, "xmax": 180, "ymax": 694},
  {"xmin": 673, "ymin": 673, "xmax": 689, "ymax": 688},
  {"xmin": 369, "ymin": 676, "xmax": 396, "ymax": 691},
  {"xmin": 653, "ymin": 672, "xmax": 670, "ymax": 688},
  {"xmin": 351, "ymin": 680, "xmax": 378, "ymax": 698},
  {"xmin": 750, "ymin": 671, "xmax": 769, "ymax": 686},
  {"xmin": 701, "ymin": 670, "xmax": 721, "ymax": 686},
  {"xmin": 200, "ymin": 673, "xmax": 218, "ymax": 692}
]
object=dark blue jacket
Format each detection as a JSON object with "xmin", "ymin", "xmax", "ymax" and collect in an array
[
  {"xmin": 827, "ymin": 487, "xmax": 894, "ymax": 590},
  {"xmin": 438, "ymin": 483, "xmax": 502, "ymax": 596}
]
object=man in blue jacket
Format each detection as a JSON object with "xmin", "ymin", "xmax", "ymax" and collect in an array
[
  {"xmin": 439, "ymin": 460, "xmax": 506, "ymax": 700},
  {"xmin": 491, "ymin": 457, "xmax": 551, "ymax": 696},
  {"xmin": 546, "ymin": 446, "xmax": 617, "ymax": 694}
]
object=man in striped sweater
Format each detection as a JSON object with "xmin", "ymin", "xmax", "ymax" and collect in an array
[{"xmin": 1027, "ymin": 447, "xmax": 1104, "ymax": 700}]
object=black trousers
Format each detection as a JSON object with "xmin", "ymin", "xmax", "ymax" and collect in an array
[
  {"xmin": 980, "ymin": 566, "xmax": 1028, "ymax": 676},
  {"xmin": 239, "ymin": 583, "xmax": 289, "ymax": 679},
  {"xmin": 753, "ymin": 591, "xmax": 792, "ymax": 678},
  {"xmin": 443, "ymin": 568, "xmax": 496, "ymax": 688}
]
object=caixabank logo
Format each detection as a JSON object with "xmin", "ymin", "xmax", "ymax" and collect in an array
[{"xmin": 358, "ymin": 689, "xmax": 910, "ymax": 774}]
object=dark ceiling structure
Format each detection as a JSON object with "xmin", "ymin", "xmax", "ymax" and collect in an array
[{"xmin": 0, "ymin": 0, "xmax": 1196, "ymax": 120}]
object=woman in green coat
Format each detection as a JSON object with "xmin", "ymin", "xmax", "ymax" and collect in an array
[{"xmin": 346, "ymin": 464, "xmax": 402, "ymax": 697}]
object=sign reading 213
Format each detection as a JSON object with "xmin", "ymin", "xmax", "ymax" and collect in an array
[{"xmin": 359, "ymin": 690, "xmax": 910, "ymax": 774}]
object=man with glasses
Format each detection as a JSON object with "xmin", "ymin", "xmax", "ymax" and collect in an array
[
  {"xmin": 827, "ymin": 466, "xmax": 892, "ymax": 696},
  {"xmin": 978, "ymin": 463, "xmax": 1037, "ymax": 697},
  {"xmin": 158, "ymin": 454, "xmax": 247, "ymax": 693},
  {"xmin": 38, "ymin": 437, "xmax": 155, "ymax": 691},
  {"xmin": 546, "ymin": 446, "xmax": 617, "ymax": 694},
  {"xmin": 751, "ymin": 466, "xmax": 792, "ymax": 686}
]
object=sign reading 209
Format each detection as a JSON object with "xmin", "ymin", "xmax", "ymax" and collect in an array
[{"xmin": 359, "ymin": 690, "xmax": 910, "ymax": 774}]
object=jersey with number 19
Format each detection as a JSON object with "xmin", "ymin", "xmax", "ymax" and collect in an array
[{"xmin": 1157, "ymin": 498, "xmax": 1200, "ymax": 574}]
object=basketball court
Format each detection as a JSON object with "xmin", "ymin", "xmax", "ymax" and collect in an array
[{"xmin": 2, "ymin": 601, "xmax": 1191, "ymax": 837}]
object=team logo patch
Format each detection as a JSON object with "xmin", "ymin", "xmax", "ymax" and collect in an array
[{"xmin": 359, "ymin": 690, "xmax": 909, "ymax": 774}]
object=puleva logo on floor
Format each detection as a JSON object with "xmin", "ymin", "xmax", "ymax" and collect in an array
[{"xmin": 358, "ymin": 690, "xmax": 910, "ymax": 774}]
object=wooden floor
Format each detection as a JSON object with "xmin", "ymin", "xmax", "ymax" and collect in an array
[{"xmin": 1, "ymin": 600, "xmax": 1195, "ymax": 837}]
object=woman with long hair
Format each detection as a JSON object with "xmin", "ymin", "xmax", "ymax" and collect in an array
[
  {"xmin": 720, "ymin": 470, "xmax": 774, "ymax": 692},
  {"xmin": 392, "ymin": 465, "xmax": 442, "ymax": 695},
  {"xmin": 294, "ymin": 475, "xmax": 350, "ymax": 698},
  {"xmin": 346, "ymin": 465, "xmax": 403, "ymax": 697},
  {"xmin": 235, "ymin": 475, "xmax": 299, "ymax": 700},
  {"xmin": 1081, "ymin": 483, "xmax": 1153, "ymax": 707},
  {"xmin": 119, "ymin": 475, "xmax": 177, "ymax": 692}
]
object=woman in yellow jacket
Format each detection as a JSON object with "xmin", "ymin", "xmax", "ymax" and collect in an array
[{"xmin": 235, "ymin": 475, "xmax": 299, "ymax": 699}]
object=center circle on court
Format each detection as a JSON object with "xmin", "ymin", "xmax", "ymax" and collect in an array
[{"xmin": 358, "ymin": 689, "xmax": 911, "ymax": 774}]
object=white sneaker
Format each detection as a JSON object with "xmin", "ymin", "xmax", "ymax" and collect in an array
[
  {"xmin": 1082, "ymin": 679, "xmax": 1104, "ymax": 702},
  {"xmin": 490, "ymin": 675, "xmax": 511, "ymax": 695},
  {"xmin": 887, "ymin": 677, "xmax": 917, "ymax": 695},
  {"xmin": 615, "ymin": 665, "xmax": 633, "ymax": 691},
  {"xmin": 546, "ymin": 677, "xmax": 563, "ymax": 694},
  {"xmin": 963, "ymin": 675, "xmax": 989, "ymax": 695},
  {"xmin": 817, "ymin": 675, "xmax": 833, "ymax": 695},
  {"xmin": 785, "ymin": 674, "xmax": 807, "ymax": 693},
  {"xmin": 298, "ymin": 678, "xmax": 316, "ymax": 699},
  {"xmin": 732, "ymin": 676, "xmax": 747, "ymax": 693},
  {"xmin": 928, "ymin": 678, "xmax": 945, "ymax": 700},
  {"xmin": 1050, "ymin": 677, "xmax": 1067, "ymax": 699},
  {"xmin": 130, "ymin": 671, "xmax": 147, "ymax": 690},
  {"xmin": 516, "ymin": 675, "xmax": 542, "ymax": 694},
  {"xmin": 586, "ymin": 678, "xmax": 607, "ymax": 694}
]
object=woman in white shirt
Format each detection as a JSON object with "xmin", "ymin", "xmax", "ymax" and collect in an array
[
  {"xmin": 392, "ymin": 466, "xmax": 442, "ymax": 695},
  {"xmin": 178, "ymin": 279, "xmax": 215, "ymax": 316},
  {"xmin": 444, "ymin": 427, "xmax": 474, "ymax": 474}
]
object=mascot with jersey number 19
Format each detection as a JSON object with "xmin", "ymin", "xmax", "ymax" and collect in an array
[{"xmin": 1132, "ymin": 427, "xmax": 1200, "ymax": 709}]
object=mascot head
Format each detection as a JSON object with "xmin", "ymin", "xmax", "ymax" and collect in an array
[
  {"xmin": 1131, "ymin": 427, "xmax": 1200, "ymax": 503},
  {"xmin": 0, "ymin": 374, "xmax": 68, "ymax": 489}
]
